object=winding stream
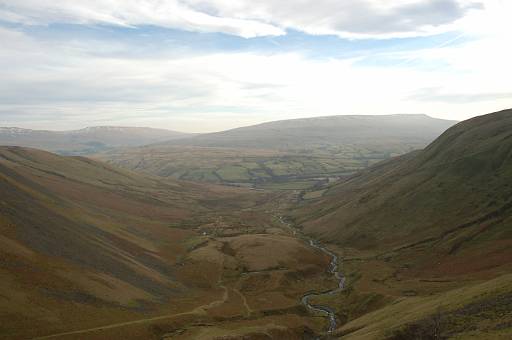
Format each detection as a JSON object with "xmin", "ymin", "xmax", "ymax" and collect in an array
[{"xmin": 278, "ymin": 216, "xmax": 345, "ymax": 333}]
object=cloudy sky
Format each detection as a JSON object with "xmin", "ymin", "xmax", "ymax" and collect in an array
[{"xmin": 0, "ymin": 0, "xmax": 511, "ymax": 132}]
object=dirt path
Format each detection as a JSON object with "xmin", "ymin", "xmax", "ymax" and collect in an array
[
  {"xmin": 32, "ymin": 286, "xmax": 229, "ymax": 340},
  {"xmin": 195, "ymin": 285, "xmax": 228, "ymax": 313},
  {"xmin": 233, "ymin": 288, "xmax": 252, "ymax": 317}
]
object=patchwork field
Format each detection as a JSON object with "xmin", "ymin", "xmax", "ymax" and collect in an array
[
  {"xmin": 90, "ymin": 115, "xmax": 457, "ymax": 191},
  {"xmin": 93, "ymin": 144, "xmax": 412, "ymax": 190}
]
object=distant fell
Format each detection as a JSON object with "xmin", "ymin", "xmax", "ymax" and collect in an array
[
  {"xmin": 158, "ymin": 114, "xmax": 457, "ymax": 150},
  {"xmin": 0, "ymin": 126, "xmax": 192, "ymax": 154}
]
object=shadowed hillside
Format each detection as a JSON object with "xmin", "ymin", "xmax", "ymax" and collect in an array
[
  {"xmin": 0, "ymin": 147, "xmax": 336, "ymax": 339},
  {"xmin": 291, "ymin": 109, "xmax": 512, "ymax": 338},
  {"xmin": 296, "ymin": 109, "xmax": 512, "ymax": 254},
  {"xmin": 0, "ymin": 146, "xmax": 257, "ymax": 338}
]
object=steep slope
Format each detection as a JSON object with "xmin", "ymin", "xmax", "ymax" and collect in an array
[
  {"xmin": 0, "ymin": 146, "xmax": 262, "ymax": 338},
  {"xmin": 0, "ymin": 147, "xmax": 337, "ymax": 339},
  {"xmin": 158, "ymin": 114, "xmax": 456, "ymax": 150},
  {"xmin": 0, "ymin": 126, "xmax": 192, "ymax": 154},
  {"xmin": 291, "ymin": 109, "xmax": 512, "ymax": 338},
  {"xmin": 296, "ymin": 109, "xmax": 512, "ymax": 254}
]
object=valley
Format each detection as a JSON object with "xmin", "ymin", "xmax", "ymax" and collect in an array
[
  {"xmin": 291, "ymin": 109, "xmax": 512, "ymax": 339},
  {"xmin": 1, "ymin": 109, "xmax": 511, "ymax": 339},
  {"xmin": 0, "ymin": 147, "xmax": 338, "ymax": 339},
  {"xmin": 3, "ymin": 1, "xmax": 509, "ymax": 338},
  {"xmin": 31, "ymin": 231, "xmax": 341, "ymax": 340},
  {"xmin": 93, "ymin": 145, "xmax": 382, "ymax": 190}
]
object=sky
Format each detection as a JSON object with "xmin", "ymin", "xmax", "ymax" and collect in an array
[{"xmin": 0, "ymin": 0, "xmax": 511, "ymax": 132}]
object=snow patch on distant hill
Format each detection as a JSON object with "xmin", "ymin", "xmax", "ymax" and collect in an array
[{"xmin": 0, "ymin": 127, "xmax": 34, "ymax": 135}]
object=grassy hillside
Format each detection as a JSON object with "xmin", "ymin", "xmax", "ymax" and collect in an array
[
  {"xmin": 296, "ymin": 109, "xmax": 512, "ymax": 251},
  {"xmin": 0, "ymin": 126, "xmax": 193, "ymax": 155},
  {"xmin": 2, "ymin": 109, "xmax": 509, "ymax": 339},
  {"xmin": 94, "ymin": 115, "xmax": 455, "ymax": 189},
  {"xmin": 0, "ymin": 146, "xmax": 238, "ymax": 337},
  {"xmin": 290, "ymin": 109, "xmax": 512, "ymax": 338},
  {"xmin": 0, "ymin": 146, "xmax": 336, "ymax": 339}
]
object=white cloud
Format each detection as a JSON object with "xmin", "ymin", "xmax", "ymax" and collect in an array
[
  {"xmin": 1, "ymin": 26, "xmax": 510, "ymax": 131},
  {"xmin": 0, "ymin": 0, "xmax": 483, "ymax": 38},
  {"xmin": 0, "ymin": 1, "xmax": 510, "ymax": 131},
  {"xmin": 0, "ymin": 0, "xmax": 284, "ymax": 38},
  {"xmin": 187, "ymin": 0, "xmax": 485, "ymax": 39}
]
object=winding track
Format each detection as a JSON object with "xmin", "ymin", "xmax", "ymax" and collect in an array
[{"xmin": 32, "ymin": 286, "xmax": 229, "ymax": 339}]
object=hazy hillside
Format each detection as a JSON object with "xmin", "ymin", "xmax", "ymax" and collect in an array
[
  {"xmin": 0, "ymin": 126, "xmax": 192, "ymax": 155},
  {"xmin": 95, "ymin": 115, "xmax": 456, "ymax": 189},
  {"xmin": 159, "ymin": 114, "xmax": 456, "ymax": 149},
  {"xmin": 291, "ymin": 109, "xmax": 512, "ymax": 338}
]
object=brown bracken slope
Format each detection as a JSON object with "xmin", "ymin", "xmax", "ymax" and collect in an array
[
  {"xmin": 0, "ymin": 146, "xmax": 262, "ymax": 339},
  {"xmin": 292, "ymin": 109, "xmax": 512, "ymax": 339},
  {"xmin": 295, "ymin": 109, "xmax": 512, "ymax": 272}
]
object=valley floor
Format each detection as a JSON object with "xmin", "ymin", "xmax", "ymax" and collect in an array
[
  {"xmin": 3, "ymin": 189, "xmax": 512, "ymax": 340},
  {"xmin": 23, "ymin": 208, "xmax": 337, "ymax": 340}
]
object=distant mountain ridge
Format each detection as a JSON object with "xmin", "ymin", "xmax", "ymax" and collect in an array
[
  {"xmin": 157, "ymin": 114, "xmax": 457, "ymax": 150},
  {"xmin": 94, "ymin": 114, "xmax": 457, "ymax": 187},
  {"xmin": 0, "ymin": 126, "xmax": 193, "ymax": 154}
]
